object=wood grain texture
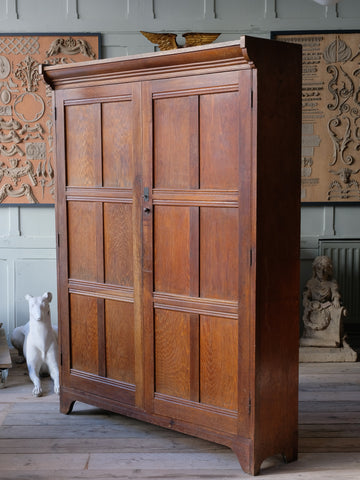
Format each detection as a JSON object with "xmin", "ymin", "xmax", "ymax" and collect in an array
[
  {"xmin": 154, "ymin": 206, "xmax": 191, "ymax": 295},
  {"xmin": 103, "ymin": 202, "xmax": 133, "ymax": 287},
  {"xmin": 154, "ymin": 309, "xmax": 191, "ymax": 399},
  {"xmin": 65, "ymin": 103, "xmax": 101, "ymax": 187},
  {"xmin": 69, "ymin": 294, "xmax": 99, "ymax": 374},
  {"xmin": 102, "ymin": 100, "xmax": 134, "ymax": 188},
  {"xmin": 154, "ymin": 96, "xmax": 199, "ymax": 189},
  {"xmin": 200, "ymin": 91, "xmax": 239, "ymax": 189},
  {"xmin": 200, "ymin": 207, "xmax": 239, "ymax": 300},
  {"xmin": 67, "ymin": 201, "xmax": 97, "ymax": 282},
  {"xmin": 200, "ymin": 316, "xmax": 238, "ymax": 411},
  {"xmin": 105, "ymin": 299, "xmax": 135, "ymax": 384}
]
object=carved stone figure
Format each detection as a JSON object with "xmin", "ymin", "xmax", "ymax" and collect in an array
[{"xmin": 301, "ymin": 256, "xmax": 347, "ymax": 347}]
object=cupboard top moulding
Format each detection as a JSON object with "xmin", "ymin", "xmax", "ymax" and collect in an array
[{"xmin": 43, "ymin": 36, "xmax": 302, "ymax": 476}]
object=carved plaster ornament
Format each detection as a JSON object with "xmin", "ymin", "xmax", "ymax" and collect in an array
[
  {"xmin": 0, "ymin": 129, "xmax": 21, "ymax": 143},
  {"xmin": 14, "ymin": 56, "xmax": 40, "ymax": 92},
  {"xmin": 324, "ymin": 37, "xmax": 352, "ymax": 64},
  {"xmin": 46, "ymin": 37, "xmax": 96, "ymax": 58},
  {"xmin": 0, "ymin": 118, "xmax": 21, "ymax": 130},
  {"xmin": 0, "ymin": 89, "xmax": 11, "ymax": 104},
  {"xmin": 0, "ymin": 55, "xmax": 11, "ymax": 79},
  {"xmin": 140, "ymin": 31, "xmax": 220, "ymax": 51},
  {"xmin": 329, "ymin": 166, "xmax": 360, "ymax": 183},
  {"xmin": 302, "ymin": 157, "xmax": 313, "ymax": 177},
  {"xmin": 0, "ymin": 144, "xmax": 24, "ymax": 157},
  {"xmin": 43, "ymin": 57, "xmax": 76, "ymax": 66},
  {"xmin": 14, "ymin": 92, "xmax": 45, "ymax": 122},
  {"xmin": 0, "ymin": 183, "xmax": 38, "ymax": 203},
  {"xmin": 0, "ymin": 36, "xmax": 40, "ymax": 55},
  {"xmin": 26, "ymin": 142, "xmax": 46, "ymax": 160},
  {"xmin": 0, "ymin": 105, "xmax": 12, "ymax": 115},
  {"xmin": 327, "ymin": 116, "xmax": 356, "ymax": 166},
  {"xmin": 327, "ymin": 167, "xmax": 360, "ymax": 200},
  {"xmin": 0, "ymin": 158, "xmax": 36, "ymax": 186}
]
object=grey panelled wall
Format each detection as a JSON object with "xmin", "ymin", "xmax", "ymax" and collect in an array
[{"xmin": 1, "ymin": 0, "xmax": 360, "ymax": 342}]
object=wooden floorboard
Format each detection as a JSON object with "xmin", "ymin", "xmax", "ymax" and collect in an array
[{"xmin": 1, "ymin": 354, "xmax": 360, "ymax": 478}]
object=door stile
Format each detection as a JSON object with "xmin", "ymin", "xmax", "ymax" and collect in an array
[
  {"xmin": 134, "ymin": 81, "xmax": 153, "ymax": 410},
  {"xmin": 236, "ymin": 69, "xmax": 254, "ymax": 438},
  {"xmin": 55, "ymin": 90, "xmax": 71, "ymax": 380}
]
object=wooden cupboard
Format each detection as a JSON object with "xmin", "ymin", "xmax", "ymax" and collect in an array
[{"xmin": 43, "ymin": 36, "xmax": 302, "ymax": 475}]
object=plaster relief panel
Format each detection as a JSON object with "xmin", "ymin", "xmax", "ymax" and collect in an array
[{"xmin": 0, "ymin": 34, "xmax": 100, "ymax": 204}]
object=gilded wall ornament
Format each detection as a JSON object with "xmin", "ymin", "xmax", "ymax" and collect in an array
[{"xmin": 141, "ymin": 31, "xmax": 220, "ymax": 51}]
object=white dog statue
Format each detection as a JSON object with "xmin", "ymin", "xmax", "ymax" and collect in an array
[{"xmin": 11, "ymin": 292, "xmax": 60, "ymax": 397}]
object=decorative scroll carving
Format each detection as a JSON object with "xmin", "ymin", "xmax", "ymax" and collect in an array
[
  {"xmin": 0, "ymin": 183, "xmax": 38, "ymax": 203},
  {"xmin": 46, "ymin": 37, "xmax": 96, "ymax": 58},
  {"xmin": 141, "ymin": 31, "xmax": 220, "ymax": 51},
  {"xmin": 0, "ymin": 34, "xmax": 100, "ymax": 204},
  {"xmin": 0, "ymin": 144, "xmax": 24, "ymax": 157},
  {"xmin": 274, "ymin": 32, "xmax": 360, "ymax": 202},
  {"xmin": 0, "ymin": 159, "xmax": 36, "ymax": 186}
]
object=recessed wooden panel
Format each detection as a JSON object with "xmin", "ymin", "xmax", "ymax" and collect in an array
[
  {"xmin": 155, "ymin": 309, "xmax": 191, "ymax": 399},
  {"xmin": 68, "ymin": 201, "xmax": 97, "ymax": 282},
  {"xmin": 200, "ymin": 92, "xmax": 239, "ymax": 189},
  {"xmin": 200, "ymin": 207, "xmax": 239, "ymax": 300},
  {"xmin": 154, "ymin": 96, "xmax": 199, "ymax": 189},
  {"xmin": 154, "ymin": 206, "xmax": 191, "ymax": 295},
  {"xmin": 66, "ymin": 104, "xmax": 100, "ymax": 187},
  {"xmin": 102, "ymin": 101, "xmax": 134, "ymax": 188},
  {"xmin": 70, "ymin": 294, "xmax": 99, "ymax": 374},
  {"xmin": 200, "ymin": 316, "xmax": 238, "ymax": 411},
  {"xmin": 104, "ymin": 203, "xmax": 133, "ymax": 286},
  {"xmin": 105, "ymin": 300, "xmax": 135, "ymax": 384}
]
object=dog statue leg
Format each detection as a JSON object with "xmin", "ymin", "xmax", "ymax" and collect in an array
[
  {"xmin": 26, "ymin": 354, "xmax": 43, "ymax": 397},
  {"xmin": 47, "ymin": 350, "xmax": 60, "ymax": 394}
]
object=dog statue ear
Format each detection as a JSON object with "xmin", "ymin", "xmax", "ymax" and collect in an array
[
  {"xmin": 42, "ymin": 292, "xmax": 53, "ymax": 303},
  {"xmin": 25, "ymin": 294, "xmax": 32, "ymax": 302}
]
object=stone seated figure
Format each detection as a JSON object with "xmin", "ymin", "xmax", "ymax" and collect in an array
[{"xmin": 300, "ymin": 255, "xmax": 346, "ymax": 348}]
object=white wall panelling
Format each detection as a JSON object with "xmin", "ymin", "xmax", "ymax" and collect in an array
[
  {"xmin": 0, "ymin": 207, "xmax": 57, "ymax": 343},
  {"xmin": 1, "ymin": 0, "xmax": 360, "ymax": 339}
]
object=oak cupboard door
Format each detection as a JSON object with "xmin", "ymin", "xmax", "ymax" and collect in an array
[
  {"xmin": 141, "ymin": 71, "xmax": 253, "ymax": 437},
  {"xmin": 58, "ymin": 83, "xmax": 142, "ymax": 408}
]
